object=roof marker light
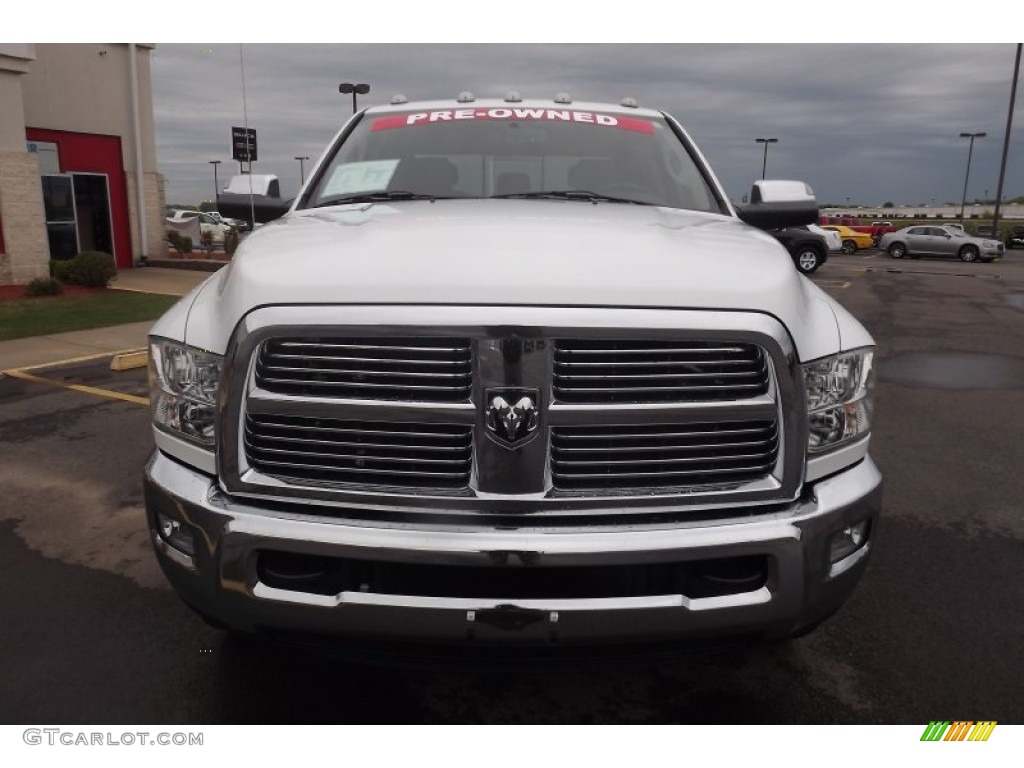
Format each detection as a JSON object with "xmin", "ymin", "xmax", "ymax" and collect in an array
[
  {"xmin": 390, "ymin": 94, "xmax": 408, "ymax": 105},
  {"xmin": 457, "ymin": 91, "xmax": 475, "ymax": 103},
  {"xmin": 621, "ymin": 97, "xmax": 639, "ymax": 108},
  {"xmin": 554, "ymin": 93, "xmax": 572, "ymax": 104},
  {"xmin": 504, "ymin": 90, "xmax": 523, "ymax": 103}
]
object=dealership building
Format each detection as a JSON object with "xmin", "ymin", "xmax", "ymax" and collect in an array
[{"xmin": 0, "ymin": 43, "xmax": 164, "ymax": 285}]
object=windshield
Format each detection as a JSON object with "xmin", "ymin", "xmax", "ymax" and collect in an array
[{"xmin": 302, "ymin": 107, "xmax": 725, "ymax": 213}]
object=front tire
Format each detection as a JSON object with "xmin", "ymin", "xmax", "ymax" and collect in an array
[
  {"xmin": 795, "ymin": 247, "xmax": 823, "ymax": 274},
  {"xmin": 841, "ymin": 240, "xmax": 857, "ymax": 255},
  {"xmin": 888, "ymin": 242, "xmax": 907, "ymax": 259},
  {"xmin": 960, "ymin": 245, "xmax": 980, "ymax": 262}
]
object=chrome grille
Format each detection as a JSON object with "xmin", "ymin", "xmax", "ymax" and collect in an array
[
  {"xmin": 223, "ymin": 308, "xmax": 801, "ymax": 519},
  {"xmin": 255, "ymin": 337, "xmax": 472, "ymax": 402},
  {"xmin": 553, "ymin": 340, "xmax": 769, "ymax": 403},
  {"xmin": 551, "ymin": 420, "xmax": 779, "ymax": 491},
  {"xmin": 245, "ymin": 414, "xmax": 472, "ymax": 490}
]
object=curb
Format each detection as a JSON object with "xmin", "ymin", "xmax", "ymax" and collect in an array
[
  {"xmin": 110, "ymin": 349, "xmax": 149, "ymax": 371},
  {"xmin": 145, "ymin": 259, "xmax": 228, "ymax": 272}
]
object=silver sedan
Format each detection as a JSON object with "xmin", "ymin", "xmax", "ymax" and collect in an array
[{"xmin": 879, "ymin": 225, "xmax": 1004, "ymax": 263}]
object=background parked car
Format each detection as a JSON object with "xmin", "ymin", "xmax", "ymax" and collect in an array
[
  {"xmin": 770, "ymin": 227, "xmax": 829, "ymax": 274},
  {"xmin": 807, "ymin": 223, "xmax": 842, "ymax": 252},
  {"xmin": 820, "ymin": 224, "xmax": 875, "ymax": 254},
  {"xmin": 878, "ymin": 225, "xmax": 1004, "ymax": 263},
  {"xmin": 166, "ymin": 210, "xmax": 233, "ymax": 245},
  {"xmin": 204, "ymin": 210, "xmax": 250, "ymax": 231},
  {"xmin": 1006, "ymin": 225, "xmax": 1024, "ymax": 249}
]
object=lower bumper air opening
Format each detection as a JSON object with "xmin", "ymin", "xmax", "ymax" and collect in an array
[{"xmin": 256, "ymin": 550, "xmax": 769, "ymax": 601}]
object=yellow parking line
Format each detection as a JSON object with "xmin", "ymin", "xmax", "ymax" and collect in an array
[
  {"xmin": 3, "ymin": 368, "xmax": 150, "ymax": 406},
  {"xmin": 4, "ymin": 347, "xmax": 147, "ymax": 374}
]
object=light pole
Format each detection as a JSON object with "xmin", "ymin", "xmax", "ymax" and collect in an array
[
  {"xmin": 294, "ymin": 156, "xmax": 310, "ymax": 184},
  {"xmin": 958, "ymin": 131, "xmax": 986, "ymax": 222},
  {"xmin": 755, "ymin": 137, "xmax": 778, "ymax": 180},
  {"xmin": 339, "ymin": 82, "xmax": 370, "ymax": 115},
  {"xmin": 208, "ymin": 160, "xmax": 222, "ymax": 207},
  {"xmin": 993, "ymin": 44, "xmax": 1022, "ymax": 237}
]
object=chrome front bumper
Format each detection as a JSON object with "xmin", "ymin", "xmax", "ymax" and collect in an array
[{"xmin": 144, "ymin": 451, "xmax": 882, "ymax": 648}]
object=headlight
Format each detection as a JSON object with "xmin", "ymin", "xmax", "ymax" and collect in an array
[
  {"xmin": 802, "ymin": 348, "xmax": 873, "ymax": 454},
  {"xmin": 149, "ymin": 338, "xmax": 223, "ymax": 447}
]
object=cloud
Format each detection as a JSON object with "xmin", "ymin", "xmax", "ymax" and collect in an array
[{"xmin": 152, "ymin": 43, "xmax": 1024, "ymax": 207}]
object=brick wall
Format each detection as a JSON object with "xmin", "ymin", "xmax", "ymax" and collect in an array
[
  {"xmin": 125, "ymin": 170, "xmax": 167, "ymax": 262},
  {"xmin": 0, "ymin": 149, "xmax": 47, "ymax": 285}
]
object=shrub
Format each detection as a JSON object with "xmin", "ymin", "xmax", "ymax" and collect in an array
[
  {"xmin": 179, "ymin": 235, "xmax": 193, "ymax": 254},
  {"xmin": 50, "ymin": 259, "xmax": 77, "ymax": 283},
  {"xmin": 26, "ymin": 276, "xmax": 63, "ymax": 297},
  {"xmin": 49, "ymin": 251, "xmax": 116, "ymax": 287},
  {"xmin": 167, "ymin": 230, "xmax": 183, "ymax": 252},
  {"xmin": 200, "ymin": 229, "xmax": 214, "ymax": 251},
  {"xmin": 73, "ymin": 251, "xmax": 117, "ymax": 287},
  {"xmin": 224, "ymin": 227, "xmax": 240, "ymax": 257}
]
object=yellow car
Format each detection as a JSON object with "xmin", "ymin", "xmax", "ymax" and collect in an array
[{"xmin": 821, "ymin": 225, "xmax": 875, "ymax": 254}]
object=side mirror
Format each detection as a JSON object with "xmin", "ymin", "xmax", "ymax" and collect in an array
[
  {"xmin": 217, "ymin": 193, "xmax": 291, "ymax": 228},
  {"xmin": 735, "ymin": 180, "xmax": 818, "ymax": 230}
]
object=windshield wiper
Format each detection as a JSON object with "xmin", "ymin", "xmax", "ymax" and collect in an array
[
  {"xmin": 488, "ymin": 189, "xmax": 654, "ymax": 205},
  {"xmin": 312, "ymin": 190, "xmax": 447, "ymax": 208}
]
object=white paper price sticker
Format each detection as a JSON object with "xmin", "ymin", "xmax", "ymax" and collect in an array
[{"xmin": 323, "ymin": 159, "xmax": 400, "ymax": 196}]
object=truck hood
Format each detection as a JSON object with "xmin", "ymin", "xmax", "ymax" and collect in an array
[{"xmin": 178, "ymin": 199, "xmax": 845, "ymax": 360}]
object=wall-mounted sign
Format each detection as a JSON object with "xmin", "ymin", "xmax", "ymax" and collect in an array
[{"xmin": 27, "ymin": 140, "xmax": 60, "ymax": 174}]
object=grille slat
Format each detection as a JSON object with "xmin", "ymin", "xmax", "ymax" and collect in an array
[
  {"xmin": 553, "ymin": 463, "xmax": 776, "ymax": 481},
  {"xmin": 257, "ymin": 337, "xmax": 472, "ymax": 402},
  {"xmin": 554, "ymin": 383, "xmax": 766, "ymax": 395},
  {"xmin": 257, "ymin": 377, "xmax": 470, "ymax": 392},
  {"xmin": 554, "ymin": 340, "xmax": 769, "ymax": 404},
  {"xmin": 246, "ymin": 431, "xmax": 470, "ymax": 454},
  {"xmin": 276, "ymin": 341, "xmax": 470, "ymax": 354},
  {"xmin": 551, "ymin": 420, "xmax": 779, "ymax": 491},
  {"xmin": 271, "ymin": 354, "xmax": 469, "ymax": 367},
  {"xmin": 245, "ymin": 414, "xmax": 472, "ymax": 490},
  {"xmin": 556, "ymin": 371, "xmax": 764, "ymax": 380},
  {"xmin": 554, "ymin": 359, "xmax": 755, "ymax": 368},
  {"xmin": 261, "ymin": 364, "xmax": 472, "ymax": 380},
  {"xmin": 556, "ymin": 425, "xmax": 774, "ymax": 442},
  {"xmin": 248, "ymin": 418, "xmax": 467, "ymax": 442},
  {"xmin": 556, "ymin": 438, "xmax": 777, "ymax": 455}
]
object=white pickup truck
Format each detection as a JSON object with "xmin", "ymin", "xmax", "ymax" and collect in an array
[{"xmin": 145, "ymin": 96, "xmax": 881, "ymax": 653}]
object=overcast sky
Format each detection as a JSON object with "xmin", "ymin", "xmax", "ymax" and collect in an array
[{"xmin": 150, "ymin": 43, "xmax": 1024, "ymax": 208}]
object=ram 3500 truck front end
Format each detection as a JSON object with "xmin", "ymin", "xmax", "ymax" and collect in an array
[{"xmin": 145, "ymin": 98, "xmax": 881, "ymax": 650}]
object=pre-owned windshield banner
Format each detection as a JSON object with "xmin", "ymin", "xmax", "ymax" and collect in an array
[{"xmin": 372, "ymin": 108, "xmax": 655, "ymax": 134}]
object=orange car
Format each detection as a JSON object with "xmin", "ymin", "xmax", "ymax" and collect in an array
[{"xmin": 820, "ymin": 225, "xmax": 875, "ymax": 254}]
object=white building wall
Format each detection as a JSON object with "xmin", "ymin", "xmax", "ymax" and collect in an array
[{"xmin": 19, "ymin": 44, "xmax": 158, "ymax": 174}]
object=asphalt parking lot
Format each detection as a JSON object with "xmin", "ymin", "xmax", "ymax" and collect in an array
[{"xmin": 1, "ymin": 249, "xmax": 1023, "ymax": 724}]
